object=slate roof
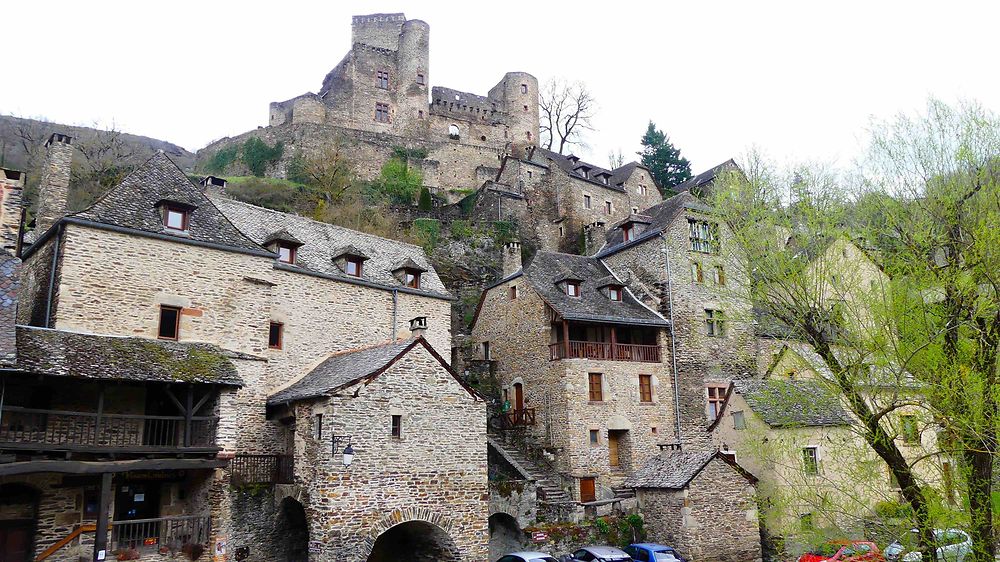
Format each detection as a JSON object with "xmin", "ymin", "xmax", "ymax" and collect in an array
[
  {"xmin": 608, "ymin": 161, "xmax": 648, "ymax": 189},
  {"xmin": 267, "ymin": 338, "xmax": 475, "ymax": 406},
  {"xmin": 68, "ymin": 152, "xmax": 265, "ymax": 254},
  {"xmin": 210, "ymin": 196, "xmax": 451, "ymax": 299},
  {"xmin": 521, "ymin": 251, "xmax": 668, "ymax": 327},
  {"xmin": 13, "ymin": 326, "xmax": 244, "ymax": 386},
  {"xmin": 533, "ymin": 148, "xmax": 633, "ymax": 192},
  {"xmin": 733, "ymin": 379, "xmax": 852, "ymax": 427},
  {"xmin": 671, "ymin": 159, "xmax": 740, "ymax": 194},
  {"xmin": 626, "ymin": 449, "xmax": 717, "ymax": 489},
  {"xmin": 597, "ymin": 191, "xmax": 714, "ymax": 255}
]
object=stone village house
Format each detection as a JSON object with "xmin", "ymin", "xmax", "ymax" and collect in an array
[{"xmin": 0, "ymin": 134, "xmax": 488, "ymax": 562}]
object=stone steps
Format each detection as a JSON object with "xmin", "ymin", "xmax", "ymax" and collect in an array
[{"xmin": 488, "ymin": 434, "xmax": 572, "ymax": 503}]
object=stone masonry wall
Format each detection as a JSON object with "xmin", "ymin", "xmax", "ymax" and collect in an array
[
  {"xmin": 291, "ymin": 344, "xmax": 488, "ymax": 561},
  {"xmin": 638, "ymin": 458, "xmax": 761, "ymax": 562}
]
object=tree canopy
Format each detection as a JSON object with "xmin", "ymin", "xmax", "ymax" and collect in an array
[{"xmin": 638, "ymin": 121, "xmax": 692, "ymax": 194}]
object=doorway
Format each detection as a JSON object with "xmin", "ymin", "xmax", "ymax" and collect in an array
[
  {"xmin": 608, "ymin": 430, "xmax": 630, "ymax": 471},
  {"xmin": 513, "ymin": 383, "xmax": 524, "ymax": 411},
  {"xmin": 0, "ymin": 484, "xmax": 39, "ymax": 562},
  {"xmin": 579, "ymin": 477, "xmax": 596, "ymax": 503},
  {"xmin": 115, "ymin": 480, "xmax": 161, "ymax": 522}
]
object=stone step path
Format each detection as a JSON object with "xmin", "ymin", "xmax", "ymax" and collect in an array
[{"xmin": 488, "ymin": 435, "xmax": 571, "ymax": 503}]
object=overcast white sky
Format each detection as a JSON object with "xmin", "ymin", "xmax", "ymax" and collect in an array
[{"xmin": 5, "ymin": 0, "xmax": 1000, "ymax": 173}]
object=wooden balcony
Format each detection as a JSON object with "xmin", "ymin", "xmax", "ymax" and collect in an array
[
  {"xmin": 0, "ymin": 407, "xmax": 219, "ymax": 453},
  {"xmin": 111, "ymin": 515, "xmax": 211, "ymax": 554},
  {"xmin": 230, "ymin": 454, "xmax": 295, "ymax": 485},
  {"xmin": 490, "ymin": 409, "xmax": 536, "ymax": 431},
  {"xmin": 549, "ymin": 341, "xmax": 661, "ymax": 363}
]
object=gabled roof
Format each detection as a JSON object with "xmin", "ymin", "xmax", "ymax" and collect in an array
[
  {"xmin": 13, "ymin": 326, "xmax": 245, "ymax": 386},
  {"xmin": 263, "ymin": 228, "xmax": 304, "ymax": 247},
  {"xmin": 672, "ymin": 158, "xmax": 740, "ymax": 194},
  {"xmin": 626, "ymin": 450, "xmax": 755, "ymax": 489},
  {"xmin": 730, "ymin": 379, "xmax": 852, "ymax": 428},
  {"xmin": 521, "ymin": 251, "xmax": 668, "ymax": 327},
  {"xmin": 66, "ymin": 152, "xmax": 264, "ymax": 255},
  {"xmin": 608, "ymin": 161, "xmax": 649, "ymax": 188},
  {"xmin": 533, "ymin": 148, "xmax": 625, "ymax": 192},
  {"xmin": 597, "ymin": 191, "xmax": 714, "ymax": 256},
  {"xmin": 211, "ymin": 196, "xmax": 451, "ymax": 299},
  {"xmin": 392, "ymin": 257, "xmax": 427, "ymax": 272},
  {"xmin": 266, "ymin": 338, "xmax": 478, "ymax": 405}
]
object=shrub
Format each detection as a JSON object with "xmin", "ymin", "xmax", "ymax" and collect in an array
[
  {"xmin": 450, "ymin": 219, "xmax": 474, "ymax": 239},
  {"xmin": 205, "ymin": 145, "xmax": 239, "ymax": 174},
  {"xmin": 374, "ymin": 158, "xmax": 422, "ymax": 205},
  {"xmin": 412, "ymin": 218, "xmax": 441, "ymax": 252},
  {"xmin": 418, "ymin": 187, "xmax": 433, "ymax": 210},
  {"xmin": 242, "ymin": 137, "xmax": 284, "ymax": 177}
]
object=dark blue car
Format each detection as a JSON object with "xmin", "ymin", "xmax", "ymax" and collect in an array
[{"xmin": 624, "ymin": 543, "xmax": 688, "ymax": 562}]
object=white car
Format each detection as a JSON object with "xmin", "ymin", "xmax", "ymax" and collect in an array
[
  {"xmin": 497, "ymin": 552, "xmax": 560, "ymax": 562},
  {"xmin": 885, "ymin": 529, "xmax": 971, "ymax": 562}
]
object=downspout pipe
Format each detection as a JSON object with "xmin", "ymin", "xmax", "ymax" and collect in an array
[
  {"xmin": 391, "ymin": 288, "xmax": 398, "ymax": 340},
  {"xmin": 659, "ymin": 233, "xmax": 683, "ymax": 445},
  {"xmin": 44, "ymin": 223, "xmax": 63, "ymax": 328}
]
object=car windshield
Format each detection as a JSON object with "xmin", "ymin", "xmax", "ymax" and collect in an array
[{"xmin": 653, "ymin": 553, "xmax": 679, "ymax": 561}]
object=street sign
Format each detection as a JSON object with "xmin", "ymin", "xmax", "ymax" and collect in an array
[{"xmin": 532, "ymin": 531, "xmax": 549, "ymax": 543}]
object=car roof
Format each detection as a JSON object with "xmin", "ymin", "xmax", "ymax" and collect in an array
[
  {"xmin": 631, "ymin": 543, "xmax": 674, "ymax": 549},
  {"xmin": 581, "ymin": 546, "xmax": 630, "ymax": 555},
  {"xmin": 508, "ymin": 553, "xmax": 554, "ymax": 558}
]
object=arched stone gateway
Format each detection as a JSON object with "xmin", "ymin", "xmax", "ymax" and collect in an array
[
  {"xmin": 488, "ymin": 512, "xmax": 526, "ymax": 562},
  {"xmin": 366, "ymin": 520, "xmax": 460, "ymax": 562},
  {"xmin": 274, "ymin": 497, "xmax": 309, "ymax": 562}
]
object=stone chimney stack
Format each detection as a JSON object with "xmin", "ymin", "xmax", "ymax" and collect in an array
[
  {"xmin": 0, "ymin": 168, "xmax": 25, "ymax": 253},
  {"xmin": 502, "ymin": 241, "xmax": 522, "ymax": 277},
  {"xmin": 584, "ymin": 221, "xmax": 607, "ymax": 255},
  {"xmin": 408, "ymin": 316, "xmax": 428, "ymax": 339},
  {"xmin": 35, "ymin": 133, "xmax": 74, "ymax": 235}
]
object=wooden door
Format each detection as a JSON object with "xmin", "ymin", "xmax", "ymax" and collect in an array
[
  {"xmin": 513, "ymin": 383, "xmax": 524, "ymax": 411},
  {"xmin": 0, "ymin": 523, "xmax": 33, "ymax": 562},
  {"xmin": 608, "ymin": 432, "xmax": 620, "ymax": 467},
  {"xmin": 579, "ymin": 477, "xmax": 596, "ymax": 503}
]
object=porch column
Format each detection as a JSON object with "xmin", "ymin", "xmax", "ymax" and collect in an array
[
  {"xmin": 562, "ymin": 320, "xmax": 570, "ymax": 359},
  {"xmin": 93, "ymin": 472, "xmax": 113, "ymax": 562},
  {"xmin": 610, "ymin": 327, "xmax": 617, "ymax": 360}
]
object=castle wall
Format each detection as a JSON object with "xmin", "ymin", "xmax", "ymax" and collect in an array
[{"xmin": 351, "ymin": 13, "xmax": 406, "ymax": 50}]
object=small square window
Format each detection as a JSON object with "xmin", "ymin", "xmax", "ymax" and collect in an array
[
  {"xmin": 164, "ymin": 207, "xmax": 188, "ymax": 231},
  {"xmin": 521, "ymin": 84, "xmax": 528, "ymax": 94},
  {"xmin": 583, "ymin": 195, "xmax": 592, "ymax": 209},
  {"xmin": 391, "ymin": 415, "xmax": 402, "ymax": 438},
  {"xmin": 418, "ymin": 110, "xmax": 424, "ymax": 119},
  {"xmin": 733, "ymin": 410, "xmax": 746, "ymax": 430},
  {"xmin": 638, "ymin": 184, "xmax": 647, "ymax": 196},
  {"xmin": 605, "ymin": 201, "xmax": 613, "ymax": 215},
  {"xmin": 566, "ymin": 282, "xmax": 580, "ymax": 297},
  {"xmin": 705, "ymin": 309, "xmax": 724, "ymax": 337},
  {"xmin": 509, "ymin": 285, "xmax": 518, "ymax": 300},
  {"xmin": 589, "ymin": 429, "xmax": 599, "ymax": 445},
  {"xmin": 277, "ymin": 244, "xmax": 296, "ymax": 265},
  {"xmin": 346, "ymin": 258, "xmax": 363, "ymax": 277},
  {"xmin": 404, "ymin": 270, "xmax": 421, "ymax": 289},
  {"xmin": 417, "ymin": 73, "xmax": 425, "ymax": 85},
  {"xmin": 158, "ymin": 305, "xmax": 181, "ymax": 340},
  {"xmin": 608, "ymin": 286, "xmax": 622, "ymax": 301},
  {"xmin": 269, "ymin": 322, "xmax": 283, "ymax": 350}
]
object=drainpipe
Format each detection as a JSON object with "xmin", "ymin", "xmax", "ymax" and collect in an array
[
  {"xmin": 659, "ymin": 233, "xmax": 683, "ymax": 445},
  {"xmin": 391, "ymin": 288, "xmax": 398, "ymax": 340},
  {"xmin": 44, "ymin": 223, "xmax": 63, "ymax": 328}
]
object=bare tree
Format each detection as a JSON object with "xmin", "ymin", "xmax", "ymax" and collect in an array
[
  {"xmin": 607, "ymin": 148, "xmax": 625, "ymax": 170},
  {"xmin": 538, "ymin": 78, "xmax": 596, "ymax": 154}
]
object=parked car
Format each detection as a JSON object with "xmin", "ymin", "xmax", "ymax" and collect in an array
[
  {"xmin": 798, "ymin": 540, "xmax": 884, "ymax": 562},
  {"xmin": 885, "ymin": 529, "xmax": 971, "ymax": 562},
  {"xmin": 564, "ymin": 546, "xmax": 634, "ymax": 562},
  {"xmin": 625, "ymin": 543, "xmax": 688, "ymax": 562},
  {"xmin": 497, "ymin": 552, "xmax": 561, "ymax": 562}
]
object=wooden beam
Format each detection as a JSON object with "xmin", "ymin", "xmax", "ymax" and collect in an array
[
  {"xmin": 191, "ymin": 387, "xmax": 213, "ymax": 416},
  {"xmin": 164, "ymin": 387, "xmax": 185, "ymax": 414},
  {"xmin": 184, "ymin": 386, "xmax": 194, "ymax": 447},
  {"xmin": 0, "ymin": 457, "xmax": 228, "ymax": 477},
  {"xmin": 92, "ymin": 473, "xmax": 112, "ymax": 562},
  {"xmin": 93, "ymin": 386, "xmax": 105, "ymax": 445},
  {"xmin": 562, "ymin": 320, "xmax": 570, "ymax": 359}
]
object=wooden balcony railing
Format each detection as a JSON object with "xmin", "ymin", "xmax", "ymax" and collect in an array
[
  {"xmin": 111, "ymin": 515, "xmax": 211, "ymax": 554},
  {"xmin": 549, "ymin": 341, "xmax": 661, "ymax": 363},
  {"xmin": 0, "ymin": 407, "xmax": 218, "ymax": 452},
  {"xmin": 230, "ymin": 454, "xmax": 294, "ymax": 485},
  {"xmin": 489, "ymin": 409, "xmax": 536, "ymax": 431}
]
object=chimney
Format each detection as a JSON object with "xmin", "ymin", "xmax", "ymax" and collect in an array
[
  {"xmin": 0, "ymin": 168, "xmax": 25, "ymax": 253},
  {"xmin": 35, "ymin": 133, "xmax": 74, "ymax": 235},
  {"xmin": 584, "ymin": 221, "xmax": 607, "ymax": 255},
  {"xmin": 408, "ymin": 316, "xmax": 428, "ymax": 339},
  {"xmin": 501, "ymin": 241, "xmax": 522, "ymax": 277}
]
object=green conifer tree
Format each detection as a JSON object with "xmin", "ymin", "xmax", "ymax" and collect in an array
[{"xmin": 638, "ymin": 121, "xmax": 692, "ymax": 194}]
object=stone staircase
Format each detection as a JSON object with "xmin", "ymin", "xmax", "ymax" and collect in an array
[
  {"xmin": 488, "ymin": 434, "xmax": 571, "ymax": 503},
  {"xmin": 612, "ymin": 485, "xmax": 635, "ymax": 499}
]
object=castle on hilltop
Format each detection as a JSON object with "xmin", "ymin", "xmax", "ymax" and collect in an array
[{"xmin": 269, "ymin": 14, "xmax": 539, "ymax": 160}]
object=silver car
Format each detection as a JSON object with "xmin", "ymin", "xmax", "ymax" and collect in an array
[
  {"xmin": 885, "ymin": 529, "xmax": 971, "ymax": 562},
  {"xmin": 497, "ymin": 552, "xmax": 560, "ymax": 562},
  {"xmin": 566, "ymin": 546, "xmax": 634, "ymax": 562}
]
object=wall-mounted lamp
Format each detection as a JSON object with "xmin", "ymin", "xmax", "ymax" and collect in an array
[{"xmin": 332, "ymin": 435, "xmax": 354, "ymax": 467}]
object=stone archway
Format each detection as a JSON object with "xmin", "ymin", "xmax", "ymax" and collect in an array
[
  {"xmin": 367, "ymin": 520, "xmax": 459, "ymax": 562},
  {"xmin": 0, "ymin": 484, "xmax": 40, "ymax": 562},
  {"xmin": 488, "ymin": 512, "xmax": 525, "ymax": 562},
  {"xmin": 273, "ymin": 497, "xmax": 308, "ymax": 562}
]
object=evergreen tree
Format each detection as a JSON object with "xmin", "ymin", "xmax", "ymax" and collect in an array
[{"xmin": 638, "ymin": 121, "xmax": 692, "ymax": 193}]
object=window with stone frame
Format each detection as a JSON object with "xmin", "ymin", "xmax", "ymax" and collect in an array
[
  {"xmin": 589, "ymin": 429, "xmax": 600, "ymax": 446},
  {"xmin": 638, "ymin": 184, "xmax": 647, "ymax": 196},
  {"xmin": 391, "ymin": 415, "xmax": 402, "ymax": 438},
  {"xmin": 268, "ymin": 322, "xmax": 283, "ymax": 349},
  {"xmin": 83, "ymin": 489, "xmax": 99, "ymax": 519},
  {"xmin": 521, "ymin": 83, "xmax": 528, "ymax": 94},
  {"xmin": 509, "ymin": 285, "xmax": 518, "ymax": 300},
  {"xmin": 639, "ymin": 374, "xmax": 653, "ymax": 402},
  {"xmin": 158, "ymin": 305, "xmax": 181, "ymax": 340},
  {"xmin": 583, "ymin": 194, "xmax": 592, "ymax": 209},
  {"xmin": 803, "ymin": 446, "xmax": 820, "ymax": 475},
  {"xmin": 605, "ymin": 201, "xmax": 613, "ymax": 215},
  {"xmin": 689, "ymin": 218, "xmax": 719, "ymax": 253},
  {"xmin": 416, "ymin": 73, "xmax": 425, "ymax": 85},
  {"xmin": 588, "ymin": 373, "xmax": 603, "ymax": 402},
  {"xmin": 706, "ymin": 384, "xmax": 726, "ymax": 420},
  {"xmin": 375, "ymin": 103, "xmax": 390, "ymax": 123},
  {"xmin": 691, "ymin": 261, "xmax": 704, "ymax": 283},
  {"xmin": 714, "ymin": 265, "xmax": 726, "ymax": 286},
  {"xmin": 377, "ymin": 70, "xmax": 389, "ymax": 89},
  {"xmin": 313, "ymin": 413, "xmax": 323, "ymax": 440},
  {"xmin": 705, "ymin": 309, "xmax": 724, "ymax": 336}
]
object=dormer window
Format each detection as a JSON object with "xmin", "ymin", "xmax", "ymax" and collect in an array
[
  {"xmin": 566, "ymin": 281, "xmax": 581, "ymax": 297},
  {"xmin": 277, "ymin": 243, "xmax": 296, "ymax": 264},
  {"xmin": 164, "ymin": 207, "xmax": 189, "ymax": 231},
  {"xmin": 404, "ymin": 269, "xmax": 421, "ymax": 288},
  {"xmin": 623, "ymin": 224, "xmax": 635, "ymax": 242},
  {"xmin": 608, "ymin": 286, "xmax": 622, "ymax": 301},
  {"xmin": 346, "ymin": 257, "xmax": 363, "ymax": 277}
]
